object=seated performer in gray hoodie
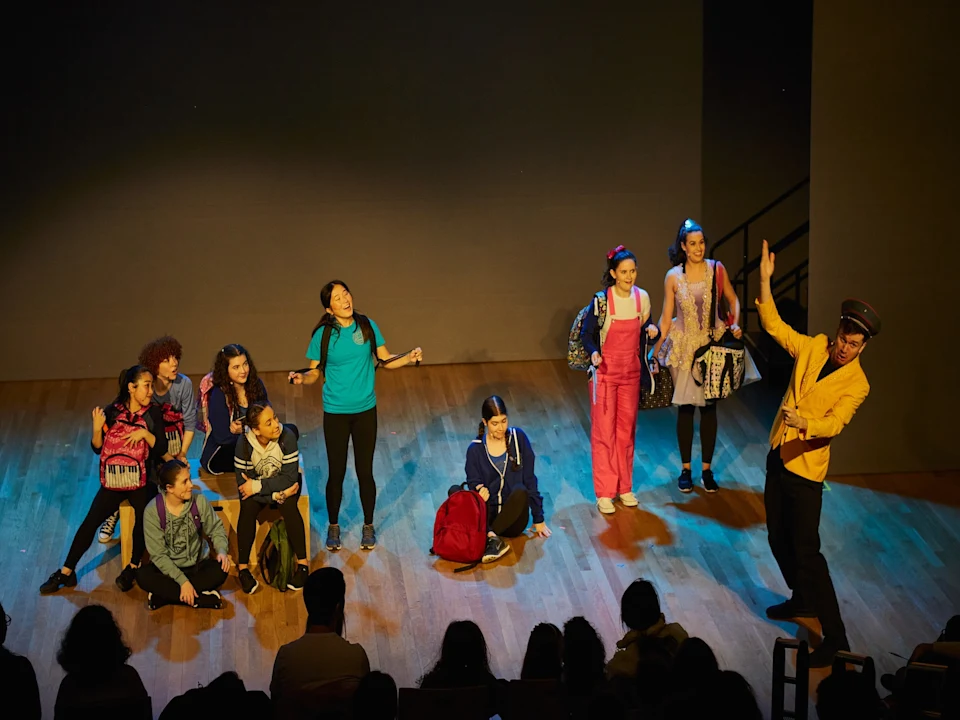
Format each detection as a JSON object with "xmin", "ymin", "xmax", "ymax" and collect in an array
[{"xmin": 137, "ymin": 459, "xmax": 230, "ymax": 610}]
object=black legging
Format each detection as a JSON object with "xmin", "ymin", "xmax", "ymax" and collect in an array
[
  {"xmin": 676, "ymin": 403, "xmax": 718, "ymax": 465},
  {"xmin": 324, "ymin": 407, "xmax": 378, "ymax": 525},
  {"xmin": 65, "ymin": 485, "xmax": 150, "ymax": 570},
  {"xmin": 137, "ymin": 559, "xmax": 228, "ymax": 604},
  {"xmin": 490, "ymin": 488, "xmax": 530, "ymax": 538},
  {"xmin": 205, "ymin": 438, "xmax": 239, "ymax": 474},
  {"xmin": 237, "ymin": 496, "xmax": 308, "ymax": 565}
]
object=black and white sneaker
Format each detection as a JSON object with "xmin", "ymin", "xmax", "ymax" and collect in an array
[
  {"xmin": 326, "ymin": 524, "xmax": 342, "ymax": 552},
  {"xmin": 287, "ymin": 564, "xmax": 308, "ymax": 591},
  {"xmin": 239, "ymin": 568, "xmax": 259, "ymax": 595},
  {"xmin": 195, "ymin": 591, "xmax": 223, "ymax": 609},
  {"xmin": 98, "ymin": 512, "xmax": 120, "ymax": 543},
  {"xmin": 481, "ymin": 536, "xmax": 510, "ymax": 564},
  {"xmin": 39, "ymin": 570, "xmax": 77, "ymax": 595},
  {"xmin": 677, "ymin": 469, "xmax": 694, "ymax": 493},
  {"xmin": 360, "ymin": 524, "xmax": 377, "ymax": 550},
  {"xmin": 701, "ymin": 469, "xmax": 719, "ymax": 493},
  {"xmin": 147, "ymin": 593, "xmax": 172, "ymax": 611}
]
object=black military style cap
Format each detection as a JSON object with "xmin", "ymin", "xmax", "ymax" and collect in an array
[{"xmin": 841, "ymin": 298, "xmax": 881, "ymax": 338}]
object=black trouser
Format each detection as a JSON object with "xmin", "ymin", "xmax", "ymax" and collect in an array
[
  {"xmin": 237, "ymin": 495, "xmax": 308, "ymax": 565},
  {"xmin": 324, "ymin": 407, "xmax": 378, "ymax": 525},
  {"xmin": 205, "ymin": 438, "xmax": 239, "ymax": 474},
  {"xmin": 677, "ymin": 403, "xmax": 718, "ymax": 465},
  {"xmin": 65, "ymin": 485, "xmax": 150, "ymax": 570},
  {"xmin": 137, "ymin": 559, "xmax": 228, "ymax": 603},
  {"xmin": 489, "ymin": 488, "xmax": 530, "ymax": 538},
  {"xmin": 764, "ymin": 448, "xmax": 847, "ymax": 642}
]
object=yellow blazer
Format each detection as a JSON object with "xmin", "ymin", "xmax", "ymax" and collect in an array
[{"xmin": 756, "ymin": 298, "xmax": 870, "ymax": 482}]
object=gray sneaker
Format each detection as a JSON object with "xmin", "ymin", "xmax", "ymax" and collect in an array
[
  {"xmin": 360, "ymin": 524, "xmax": 376, "ymax": 550},
  {"xmin": 326, "ymin": 524, "xmax": 342, "ymax": 552}
]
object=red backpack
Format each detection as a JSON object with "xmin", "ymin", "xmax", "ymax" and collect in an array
[
  {"xmin": 158, "ymin": 402, "xmax": 185, "ymax": 456},
  {"xmin": 100, "ymin": 405, "xmax": 154, "ymax": 491},
  {"xmin": 431, "ymin": 483, "xmax": 487, "ymax": 572}
]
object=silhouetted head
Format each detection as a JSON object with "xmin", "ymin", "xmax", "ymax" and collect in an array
[
  {"xmin": 353, "ymin": 671, "xmax": 399, "ymax": 720},
  {"xmin": 57, "ymin": 605, "xmax": 132, "ymax": 678},
  {"xmin": 521, "ymin": 622, "xmax": 563, "ymax": 680},
  {"xmin": 304, "ymin": 568, "xmax": 346, "ymax": 633},
  {"xmin": 621, "ymin": 578, "xmax": 662, "ymax": 631}
]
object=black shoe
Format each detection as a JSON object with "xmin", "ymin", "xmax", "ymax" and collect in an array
[
  {"xmin": 239, "ymin": 568, "xmax": 260, "ymax": 595},
  {"xmin": 147, "ymin": 593, "xmax": 173, "ymax": 611},
  {"xmin": 677, "ymin": 469, "xmax": 694, "ymax": 493},
  {"xmin": 766, "ymin": 598, "xmax": 818, "ymax": 620},
  {"xmin": 809, "ymin": 638, "xmax": 850, "ymax": 669},
  {"xmin": 361, "ymin": 524, "xmax": 377, "ymax": 550},
  {"xmin": 194, "ymin": 591, "xmax": 223, "ymax": 609},
  {"xmin": 326, "ymin": 524, "xmax": 342, "ymax": 552},
  {"xmin": 287, "ymin": 564, "xmax": 308, "ymax": 591},
  {"xmin": 701, "ymin": 469, "xmax": 719, "ymax": 493},
  {"xmin": 115, "ymin": 564, "xmax": 138, "ymax": 592},
  {"xmin": 481, "ymin": 536, "xmax": 511, "ymax": 563},
  {"xmin": 40, "ymin": 570, "xmax": 77, "ymax": 595}
]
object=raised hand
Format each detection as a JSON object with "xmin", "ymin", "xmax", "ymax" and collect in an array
[
  {"xmin": 92, "ymin": 407, "xmax": 107, "ymax": 433},
  {"xmin": 760, "ymin": 239, "xmax": 776, "ymax": 282},
  {"xmin": 409, "ymin": 347, "xmax": 423, "ymax": 364}
]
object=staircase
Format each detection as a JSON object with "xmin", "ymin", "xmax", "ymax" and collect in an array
[{"xmin": 709, "ymin": 178, "xmax": 809, "ymax": 386}]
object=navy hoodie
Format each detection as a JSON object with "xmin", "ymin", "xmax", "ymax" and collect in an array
[{"xmin": 465, "ymin": 427, "xmax": 544, "ymax": 524}]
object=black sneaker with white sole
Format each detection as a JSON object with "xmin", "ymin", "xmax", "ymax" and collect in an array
[
  {"xmin": 701, "ymin": 468, "xmax": 719, "ymax": 493},
  {"xmin": 677, "ymin": 468, "xmax": 694, "ymax": 493},
  {"xmin": 147, "ymin": 593, "xmax": 172, "ymax": 611},
  {"xmin": 194, "ymin": 591, "xmax": 223, "ymax": 609},
  {"xmin": 39, "ymin": 570, "xmax": 77, "ymax": 595},
  {"xmin": 239, "ymin": 568, "xmax": 260, "ymax": 595},
  {"xmin": 481, "ymin": 536, "xmax": 510, "ymax": 563},
  {"xmin": 287, "ymin": 564, "xmax": 308, "ymax": 591}
]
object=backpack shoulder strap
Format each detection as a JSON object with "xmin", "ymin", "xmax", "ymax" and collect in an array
[
  {"xmin": 319, "ymin": 324, "xmax": 333, "ymax": 375},
  {"xmin": 189, "ymin": 496, "xmax": 202, "ymax": 532},
  {"xmin": 155, "ymin": 494, "xmax": 167, "ymax": 531},
  {"xmin": 633, "ymin": 286, "xmax": 643, "ymax": 314}
]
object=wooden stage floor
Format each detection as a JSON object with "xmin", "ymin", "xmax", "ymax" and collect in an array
[{"xmin": 1, "ymin": 361, "xmax": 957, "ymax": 718}]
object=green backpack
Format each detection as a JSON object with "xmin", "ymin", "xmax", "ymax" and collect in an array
[{"xmin": 259, "ymin": 519, "xmax": 296, "ymax": 591}]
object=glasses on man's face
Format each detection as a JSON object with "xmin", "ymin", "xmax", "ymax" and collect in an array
[{"xmin": 4, "ymin": 613, "xmax": 10, "ymax": 628}]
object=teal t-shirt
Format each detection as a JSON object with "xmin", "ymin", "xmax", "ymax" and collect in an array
[{"xmin": 306, "ymin": 318, "xmax": 385, "ymax": 414}]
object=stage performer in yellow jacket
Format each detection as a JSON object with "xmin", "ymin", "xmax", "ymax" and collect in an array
[{"xmin": 757, "ymin": 239, "xmax": 881, "ymax": 668}]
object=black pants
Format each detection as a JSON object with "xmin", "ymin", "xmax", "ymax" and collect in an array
[
  {"xmin": 205, "ymin": 438, "xmax": 239, "ymax": 474},
  {"xmin": 489, "ymin": 488, "xmax": 530, "ymax": 538},
  {"xmin": 677, "ymin": 403, "xmax": 718, "ymax": 465},
  {"xmin": 237, "ymin": 496, "xmax": 308, "ymax": 564},
  {"xmin": 764, "ymin": 448, "xmax": 847, "ymax": 642},
  {"xmin": 65, "ymin": 485, "xmax": 150, "ymax": 570},
  {"xmin": 137, "ymin": 559, "xmax": 228, "ymax": 604},
  {"xmin": 324, "ymin": 407, "xmax": 378, "ymax": 525}
]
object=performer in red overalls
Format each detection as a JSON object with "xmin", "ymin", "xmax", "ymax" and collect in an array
[{"xmin": 580, "ymin": 246, "xmax": 660, "ymax": 514}]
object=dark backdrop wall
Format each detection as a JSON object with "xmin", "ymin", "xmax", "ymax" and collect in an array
[
  {"xmin": 809, "ymin": 1, "xmax": 959, "ymax": 473},
  {"xmin": 701, "ymin": 1, "xmax": 811, "ymax": 328},
  {"xmin": 0, "ymin": 3, "xmax": 703, "ymax": 381}
]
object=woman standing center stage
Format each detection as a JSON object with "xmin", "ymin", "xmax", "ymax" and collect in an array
[
  {"xmin": 653, "ymin": 219, "xmax": 758, "ymax": 493},
  {"xmin": 580, "ymin": 245, "xmax": 660, "ymax": 514},
  {"xmin": 290, "ymin": 280, "xmax": 422, "ymax": 553}
]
